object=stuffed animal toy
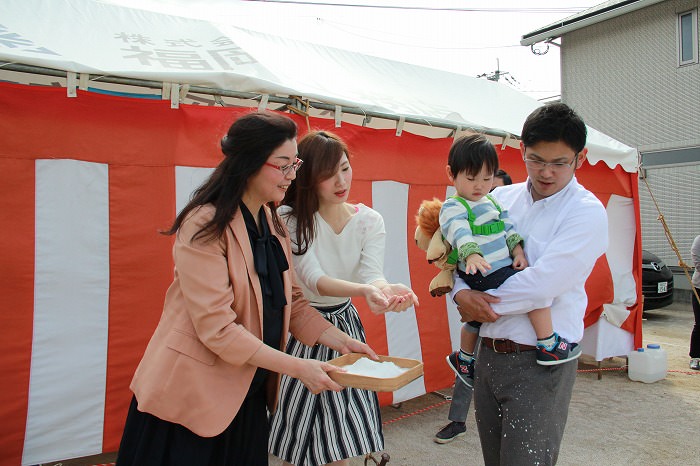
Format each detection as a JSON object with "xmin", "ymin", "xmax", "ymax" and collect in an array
[{"xmin": 414, "ymin": 198, "xmax": 456, "ymax": 297}]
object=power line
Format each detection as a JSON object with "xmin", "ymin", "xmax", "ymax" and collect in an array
[
  {"xmin": 242, "ymin": 0, "xmax": 587, "ymax": 14},
  {"xmin": 323, "ymin": 19, "xmax": 523, "ymax": 50}
]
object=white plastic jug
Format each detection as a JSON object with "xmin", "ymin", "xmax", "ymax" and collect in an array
[{"xmin": 628, "ymin": 344, "xmax": 668, "ymax": 383}]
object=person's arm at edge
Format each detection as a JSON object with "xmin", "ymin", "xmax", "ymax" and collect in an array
[{"xmin": 691, "ymin": 235, "xmax": 700, "ymax": 271}]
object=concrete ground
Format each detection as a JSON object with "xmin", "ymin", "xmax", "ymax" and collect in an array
[
  {"xmin": 52, "ymin": 302, "xmax": 699, "ymax": 466},
  {"xmin": 360, "ymin": 301, "xmax": 700, "ymax": 466}
]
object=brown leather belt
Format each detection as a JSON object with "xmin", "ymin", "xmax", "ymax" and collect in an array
[{"xmin": 481, "ymin": 337, "xmax": 537, "ymax": 354}]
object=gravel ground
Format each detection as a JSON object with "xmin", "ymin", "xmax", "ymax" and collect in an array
[
  {"xmin": 57, "ymin": 302, "xmax": 699, "ymax": 466},
  {"xmin": 354, "ymin": 301, "xmax": 700, "ymax": 466}
]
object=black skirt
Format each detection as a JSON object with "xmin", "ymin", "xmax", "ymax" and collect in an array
[{"xmin": 116, "ymin": 385, "xmax": 269, "ymax": 466}]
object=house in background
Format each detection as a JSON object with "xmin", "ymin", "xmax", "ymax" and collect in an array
[{"xmin": 521, "ymin": 0, "xmax": 700, "ymax": 302}]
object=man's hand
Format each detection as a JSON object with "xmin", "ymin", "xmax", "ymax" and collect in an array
[{"xmin": 454, "ymin": 289, "xmax": 500, "ymax": 323}]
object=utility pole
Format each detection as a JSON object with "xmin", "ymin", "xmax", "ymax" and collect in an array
[
  {"xmin": 476, "ymin": 58, "xmax": 519, "ymax": 86},
  {"xmin": 477, "ymin": 58, "xmax": 507, "ymax": 81}
]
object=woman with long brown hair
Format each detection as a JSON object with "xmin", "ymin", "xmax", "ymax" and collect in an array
[
  {"xmin": 268, "ymin": 130, "xmax": 419, "ymax": 466},
  {"xmin": 116, "ymin": 114, "xmax": 377, "ymax": 466}
]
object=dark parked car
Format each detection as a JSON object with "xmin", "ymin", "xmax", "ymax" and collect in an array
[{"xmin": 641, "ymin": 250, "xmax": 674, "ymax": 310}]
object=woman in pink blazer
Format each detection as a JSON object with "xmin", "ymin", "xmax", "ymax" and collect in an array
[{"xmin": 116, "ymin": 112, "xmax": 377, "ymax": 466}]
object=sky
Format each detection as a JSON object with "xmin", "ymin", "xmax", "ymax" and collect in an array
[{"xmin": 106, "ymin": 0, "xmax": 605, "ymax": 101}]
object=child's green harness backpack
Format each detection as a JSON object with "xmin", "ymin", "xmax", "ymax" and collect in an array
[{"xmin": 445, "ymin": 194, "xmax": 505, "ymax": 265}]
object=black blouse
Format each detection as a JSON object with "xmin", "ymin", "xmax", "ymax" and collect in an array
[{"xmin": 240, "ymin": 203, "xmax": 287, "ymax": 391}]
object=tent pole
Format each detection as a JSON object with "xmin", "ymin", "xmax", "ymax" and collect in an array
[{"xmin": 0, "ymin": 61, "xmax": 512, "ymax": 140}]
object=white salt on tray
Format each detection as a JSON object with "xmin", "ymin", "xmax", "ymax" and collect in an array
[{"xmin": 341, "ymin": 357, "xmax": 408, "ymax": 378}]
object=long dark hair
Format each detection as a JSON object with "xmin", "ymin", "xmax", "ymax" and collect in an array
[
  {"xmin": 164, "ymin": 111, "xmax": 298, "ymax": 242},
  {"xmin": 282, "ymin": 130, "xmax": 349, "ymax": 255}
]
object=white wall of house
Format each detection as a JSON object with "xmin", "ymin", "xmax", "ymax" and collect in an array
[{"xmin": 558, "ymin": 0, "xmax": 700, "ymax": 282}]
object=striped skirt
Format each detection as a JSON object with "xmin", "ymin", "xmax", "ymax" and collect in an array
[{"xmin": 268, "ymin": 300, "xmax": 384, "ymax": 466}]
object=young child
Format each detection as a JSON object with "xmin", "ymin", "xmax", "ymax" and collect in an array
[{"xmin": 440, "ymin": 134, "xmax": 580, "ymax": 387}]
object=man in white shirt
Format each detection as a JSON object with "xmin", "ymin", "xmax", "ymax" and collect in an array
[{"xmin": 452, "ymin": 103, "xmax": 608, "ymax": 465}]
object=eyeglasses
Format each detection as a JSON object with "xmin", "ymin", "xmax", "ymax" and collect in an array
[
  {"xmin": 523, "ymin": 154, "xmax": 579, "ymax": 172},
  {"xmin": 264, "ymin": 158, "xmax": 303, "ymax": 176}
]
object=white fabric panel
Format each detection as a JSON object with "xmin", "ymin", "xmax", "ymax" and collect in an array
[
  {"xmin": 601, "ymin": 303, "xmax": 630, "ymax": 328},
  {"xmin": 371, "ymin": 181, "xmax": 425, "ymax": 403},
  {"xmin": 24, "ymin": 160, "xmax": 110, "ymax": 466},
  {"xmin": 442, "ymin": 186, "xmax": 463, "ymax": 351},
  {"xmin": 605, "ymin": 195, "xmax": 638, "ymax": 308},
  {"xmin": 175, "ymin": 166, "xmax": 215, "ymax": 214},
  {"xmin": 580, "ymin": 317, "xmax": 634, "ymax": 361}
]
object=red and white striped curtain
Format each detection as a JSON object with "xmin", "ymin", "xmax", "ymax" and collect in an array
[{"xmin": 0, "ymin": 82, "xmax": 642, "ymax": 466}]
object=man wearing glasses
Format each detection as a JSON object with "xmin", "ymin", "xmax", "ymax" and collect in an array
[{"xmin": 452, "ymin": 103, "xmax": 608, "ymax": 465}]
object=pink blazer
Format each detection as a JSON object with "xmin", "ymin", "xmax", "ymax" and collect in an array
[{"xmin": 130, "ymin": 204, "xmax": 332, "ymax": 437}]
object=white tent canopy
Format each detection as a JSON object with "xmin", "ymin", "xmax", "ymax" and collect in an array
[
  {"xmin": 1, "ymin": 3, "xmax": 643, "ymax": 464},
  {"xmin": 0, "ymin": 0, "xmax": 637, "ymax": 171}
]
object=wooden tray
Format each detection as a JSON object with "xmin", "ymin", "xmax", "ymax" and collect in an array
[{"xmin": 327, "ymin": 353, "xmax": 424, "ymax": 392}]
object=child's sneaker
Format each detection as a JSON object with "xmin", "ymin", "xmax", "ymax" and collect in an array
[
  {"xmin": 446, "ymin": 352, "xmax": 474, "ymax": 387},
  {"xmin": 536, "ymin": 334, "xmax": 582, "ymax": 366}
]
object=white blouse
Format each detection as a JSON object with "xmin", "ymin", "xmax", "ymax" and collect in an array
[{"xmin": 279, "ymin": 204, "xmax": 387, "ymax": 307}]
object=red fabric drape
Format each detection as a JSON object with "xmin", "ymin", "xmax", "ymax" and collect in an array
[{"xmin": 0, "ymin": 82, "xmax": 642, "ymax": 463}]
